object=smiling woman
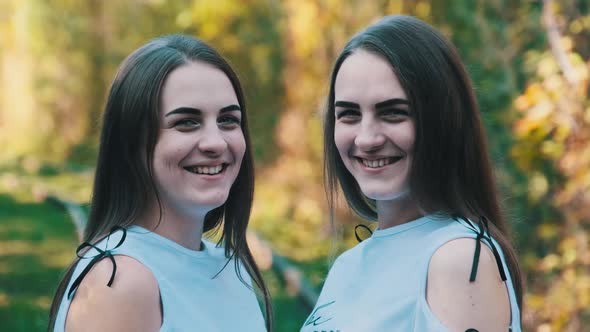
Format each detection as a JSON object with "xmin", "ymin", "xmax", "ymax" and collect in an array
[
  {"xmin": 47, "ymin": 35, "xmax": 271, "ymax": 332},
  {"xmin": 302, "ymin": 16, "xmax": 523, "ymax": 332}
]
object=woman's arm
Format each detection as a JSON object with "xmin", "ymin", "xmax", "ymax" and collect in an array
[
  {"xmin": 426, "ymin": 238, "xmax": 511, "ymax": 332},
  {"xmin": 65, "ymin": 255, "xmax": 162, "ymax": 332}
]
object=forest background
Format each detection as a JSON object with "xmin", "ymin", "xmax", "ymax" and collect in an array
[{"xmin": 0, "ymin": 0, "xmax": 589, "ymax": 331}]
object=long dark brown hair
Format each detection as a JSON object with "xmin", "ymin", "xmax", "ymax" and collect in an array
[
  {"xmin": 324, "ymin": 15, "xmax": 523, "ymax": 311},
  {"xmin": 48, "ymin": 34, "xmax": 272, "ymax": 331}
]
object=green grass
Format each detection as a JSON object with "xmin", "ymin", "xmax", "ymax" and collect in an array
[
  {"xmin": 0, "ymin": 194, "xmax": 78, "ymax": 331},
  {"xmin": 263, "ymin": 270, "xmax": 313, "ymax": 331},
  {"xmin": 262, "ymin": 257, "xmax": 329, "ymax": 331}
]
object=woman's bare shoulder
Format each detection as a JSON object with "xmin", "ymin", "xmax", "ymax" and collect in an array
[
  {"xmin": 426, "ymin": 238, "xmax": 511, "ymax": 332},
  {"xmin": 65, "ymin": 255, "xmax": 161, "ymax": 332}
]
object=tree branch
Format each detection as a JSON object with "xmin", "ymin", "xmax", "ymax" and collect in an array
[{"xmin": 542, "ymin": 0, "xmax": 578, "ymax": 86}]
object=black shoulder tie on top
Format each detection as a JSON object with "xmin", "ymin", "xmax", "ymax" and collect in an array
[
  {"xmin": 354, "ymin": 224, "xmax": 373, "ymax": 243},
  {"xmin": 454, "ymin": 215, "xmax": 507, "ymax": 283},
  {"xmin": 67, "ymin": 226, "xmax": 127, "ymax": 300}
]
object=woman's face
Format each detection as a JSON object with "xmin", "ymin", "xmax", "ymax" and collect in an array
[
  {"xmin": 153, "ymin": 61, "xmax": 246, "ymax": 215},
  {"xmin": 333, "ymin": 50, "xmax": 415, "ymax": 202}
]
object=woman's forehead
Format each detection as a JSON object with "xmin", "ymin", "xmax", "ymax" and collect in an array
[
  {"xmin": 160, "ymin": 62, "xmax": 239, "ymax": 114},
  {"xmin": 334, "ymin": 50, "xmax": 406, "ymax": 103}
]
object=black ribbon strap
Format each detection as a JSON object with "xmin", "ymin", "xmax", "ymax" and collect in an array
[
  {"xmin": 467, "ymin": 216, "xmax": 507, "ymax": 283},
  {"xmin": 469, "ymin": 219, "xmax": 485, "ymax": 282},
  {"xmin": 483, "ymin": 218, "xmax": 508, "ymax": 282},
  {"xmin": 452, "ymin": 215, "xmax": 507, "ymax": 283},
  {"xmin": 354, "ymin": 224, "xmax": 373, "ymax": 243},
  {"xmin": 67, "ymin": 226, "xmax": 127, "ymax": 300}
]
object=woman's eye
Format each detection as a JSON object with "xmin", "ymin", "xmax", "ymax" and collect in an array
[
  {"xmin": 218, "ymin": 115, "xmax": 241, "ymax": 127},
  {"xmin": 380, "ymin": 109, "xmax": 410, "ymax": 121},
  {"xmin": 336, "ymin": 110, "xmax": 361, "ymax": 122},
  {"xmin": 174, "ymin": 118, "xmax": 200, "ymax": 130}
]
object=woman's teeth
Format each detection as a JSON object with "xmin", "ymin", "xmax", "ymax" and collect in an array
[
  {"xmin": 188, "ymin": 165, "xmax": 223, "ymax": 175},
  {"xmin": 360, "ymin": 157, "xmax": 398, "ymax": 168}
]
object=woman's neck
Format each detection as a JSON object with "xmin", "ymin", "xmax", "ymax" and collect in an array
[
  {"xmin": 136, "ymin": 201, "xmax": 206, "ymax": 251},
  {"xmin": 376, "ymin": 195, "xmax": 424, "ymax": 230}
]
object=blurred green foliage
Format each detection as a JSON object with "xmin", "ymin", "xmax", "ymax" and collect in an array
[
  {"xmin": 1, "ymin": 0, "xmax": 589, "ymax": 331},
  {"xmin": 0, "ymin": 194, "xmax": 77, "ymax": 331}
]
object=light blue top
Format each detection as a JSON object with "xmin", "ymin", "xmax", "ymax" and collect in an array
[
  {"xmin": 54, "ymin": 225, "xmax": 266, "ymax": 332},
  {"xmin": 301, "ymin": 214, "xmax": 521, "ymax": 332}
]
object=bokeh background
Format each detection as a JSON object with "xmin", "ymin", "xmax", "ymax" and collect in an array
[{"xmin": 1, "ymin": 0, "xmax": 589, "ymax": 331}]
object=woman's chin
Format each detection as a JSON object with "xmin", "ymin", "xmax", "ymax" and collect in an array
[{"xmin": 362, "ymin": 188, "xmax": 410, "ymax": 202}]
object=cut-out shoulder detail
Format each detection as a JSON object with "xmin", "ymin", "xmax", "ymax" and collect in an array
[
  {"xmin": 65, "ymin": 255, "xmax": 162, "ymax": 332},
  {"xmin": 426, "ymin": 238, "xmax": 511, "ymax": 332}
]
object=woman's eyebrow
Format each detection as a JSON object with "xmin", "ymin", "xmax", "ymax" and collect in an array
[
  {"xmin": 165, "ymin": 104, "xmax": 241, "ymax": 117},
  {"xmin": 334, "ymin": 101, "xmax": 360, "ymax": 109},
  {"xmin": 375, "ymin": 98, "xmax": 409, "ymax": 110},
  {"xmin": 165, "ymin": 107, "xmax": 201, "ymax": 117},
  {"xmin": 220, "ymin": 104, "xmax": 241, "ymax": 113}
]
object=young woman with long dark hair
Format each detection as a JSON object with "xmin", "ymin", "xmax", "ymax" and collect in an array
[
  {"xmin": 302, "ymin": 16, "xmax": 522, "ymax": 332},
  {"xmin": 48, "ymin": 34, "xmax": 271, "ymax": 332}
]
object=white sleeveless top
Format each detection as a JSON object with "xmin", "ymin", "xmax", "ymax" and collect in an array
[{"xmin": 301, "ymin": 214, "xmax": 521, "ymax": 332}]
